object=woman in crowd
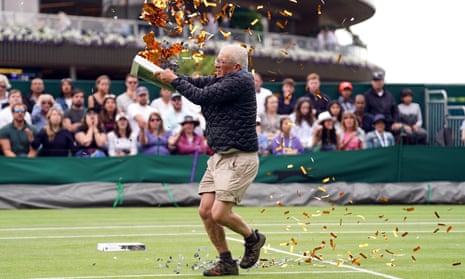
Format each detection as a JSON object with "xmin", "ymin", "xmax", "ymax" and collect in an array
[
  {"xmin": 313, "ymin": 111, "xmax": 340, "ymax": 152},
  {"xmin": 87, "ymin": 74, "xmax": 111, "ymax": 113},
  {"xmin": 256, "ymin": 117, "xmax": 269, "ymax": 155},
  {"xmin": 99, "ymin": 94, "xmax": 118, "ymax": 133},
  {"xmin": 289, "ymin": 97, "xmax": 316, "ymax": 152},
  {"xmin": 171, "ymin": 115, "xmax": 206, "ymax": 155},
  {"xmin": 0, "ymin": 74, "xmax": 11, "ymax": 109},
  {"xmin": 74, "ymin": 108, "xmax": 107, "ymax": 157},
  {"xmin": 366, "ymin": 114, "xmax": 395, "ymax": 148},
  {"xmin": 32, "ymin": 108, "xmax": 75, "ymax": 156},
  {"xmin": 107, "ymin": 113, "xmax": 137, "ymax": 156},
  {"xmin": 327, "ymin": 100, "xmax": 343, "ymax": 134},
  {"xmin": 339, "ymin": 111, "xmax": 365, "ymax": 151},
  {"xmin": 259, "ymin": 94, "xmax": 281, "ymax": 145},
  {"xmin": 271, "ymin": 116, "xmax": 304, "ymax": 155},
  {"xmin": 139, "ymin": 112, "xmax": 175, "ymax": 155},
  {"xmin": 56, "ymin": 78, "xmax": 74, "ymax": 111},
  {"xmin": 31, "ymin": 94, "xmax": 63, "ymax": 131}
]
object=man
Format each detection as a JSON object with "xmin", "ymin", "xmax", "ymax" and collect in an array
[
  {"xmin": 0, "ymin": 89, "xmax": 32, "ymax": 129},
  {"xmin": 163, "ymin": 92, "xmax": 199, "ymax": 134},
  {"xmin": 0, "ymin": 103, "xmax": 37, "ymax": 157},
  {"xmin": 63, "ymin": 89, "xmax": 86, "ymax": 133},
  {"xmin": 253, "ymin": 72, "xmax": 272, "ymax": 116},
  {"xmin": 116, "ymin": 74, "xmax": 138, "ymax": 114},
  {"xmin": 364, "ymin": 72, "xmax": 402, "ymax": 134},
  {"xmin": 24, "ymin": 77, "xmax": 45, "ymax": 113},
  {"xmin": 127, "ymin": 86, "xmax": 158, "ymax": 134},
  {"xmin": 156, "ymin": 44, "xmax": 266, "ymax": 276},
  {"xmin": 304, "ymin": 73, "xmax": 331, "ymax": 117}
]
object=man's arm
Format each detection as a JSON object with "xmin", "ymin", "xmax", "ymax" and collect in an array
[{"xmin": 0, "ymin": 138, "xmax": 16, "ymax": 157}]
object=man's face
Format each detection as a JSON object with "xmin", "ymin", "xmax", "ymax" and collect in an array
[
  {"xmin": 12, "ymin": 105, "xmax": 26, "ymax": 122},
  {"xmin": 215, "ymin": 50, "xmax": 237, "ymax": 78},
  {"xmin": 125, "ymin": 77, "xmax": 138, "ymax": 91},
  {"xmin": 354, "ymin": 96, "xmax": 366, "ymax": 112},
  {"xmin": 371, "ymin": 79, "xmax": 384, "ymax": 91},
  {"xmin": 307, "ymin": 79, "xmax": 320, "ymax": 93},
  {"xmin": 254, "ymin": 74, "xmax": 263, "ymax": 91},
  {"xmin": 8, "ymin": 92, "xmax": 22, "ymax": 106},
  {"xmin": 171, "ymin": 97, "xmax": 182, "ymax": 110},
  {"xmin": 72, "ymin": 93, "xmax": 84, "ymax": 107},
  {"xmin": 137, "ymin": 93, "xmax": 148, "ymax": 105},
  {"xmin": 160, "ymin": 88, "xmax": 172, "ymax": 99},
  {"xmin": 30, "ymin": 78, "xmax": 44, "ymax": 94}
]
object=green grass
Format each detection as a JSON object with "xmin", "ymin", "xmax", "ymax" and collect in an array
[{"xmin": 0, "ymin": 205, "xmax": 463, "ymax": 279}]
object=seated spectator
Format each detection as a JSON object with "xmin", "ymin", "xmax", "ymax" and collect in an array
[
  {"xmin": 0, "ymin": 74, "xmax": 11, "ymax": 109},
  {"xmin": 107, "ymin": 113, "xmax": 138, "ymax": 156},
  {"xmin": 164, "ymin": 92, "xmax": 199, "ymax": 134},
  {"xmin": 31, "ymin": 94, "xmax": 63, "ymax": 131},
  {"xmin": 100, "ymin": 94, "xmax": 118, "ymax": 133},
  {"xmin": 313, "ymin": 111, "xmax": 340, "ymax": 152},
  {"xmin": 56, "ymin": 78, "xmax": 74, "ymax": 111},
  {"xmin": 271, "ymin": 116, "xmax": 304, "ymax": 155},
  {"xmin": 171, "ymin": 115, "xmax": 206, "ymax": 155},
  {"xmin": 256, "ymin": 117, "xmax": 269, "ymax": 155},
  {"xmin": 461, "ymin": 120, "xmax": 465, "ymax": 144},
  {"xmin": 353, "ymin": 94, "xmax": 374, "ymax": 133},
  {"xmin": 277, "ymin": 78, "xmax": 296, "ymax": 115},
  {"xmin": 398, "ymin": 88, "xmax": 427, "ymax": 145},
  {"xmin": 116, "ymin": 74, "xmax": 138, "ymax": 115},
  {"xmin": 339, "ymin": 111, "xmax": 365, "ymax": 150},
  {"xmin": 338, "ymin": 81, "xmax": 355, "ymax": 112},
  {"xmin": 139, "ymin": 112, "xmax": 175, "ymax": 155},
  {"xmin": 259, "ymin": 95, "xmax": 281, "ymax": 145},
  {"xmin": 304, "ymin": 73, "xmax": 330, "ymax": 117},
  {"xmin": 0, "ymin": 103, "xmax": 37, "ymax": 157},
  {"xmin": 127, "ymin": 86, "xmax": 158, "ymax": 135},
  {"xmin": 32, "ymin": 108, "xmax": 75, "ymax": 156},
  {"xmin": 289, "ymin": 97, "xmax": 316, "ymax": 151},
  {"xmin": 366, "ymin": 114, "xmax": 395, "ymax": 148},
  {"xmin": 24, "ymin": 78, "xmax": 45, "ymax": 113},
  {"xmin": 0, "ymin": 89, "xmax": 32, "ymax": 129},
  {"xmin": 151, "ymin": 87, "xmax": 174, "ymax": 118},
  {"xmin": 63, "ymin": 89, "xmax": 86, "ymax": 134},
  {"xmin": 88, "ymin": 75, "xmax": 111, "ymax": 113},
  {"xmin": 74, "ymin": 108, "xmax": 107, "ymax": 157},
  {"xmin": 253, "ymin": 72, "xmax": 273, "ymax": 116},
  {"xmin": 327, "ymin": 100, "xmax": 343, "ymax": 134}
]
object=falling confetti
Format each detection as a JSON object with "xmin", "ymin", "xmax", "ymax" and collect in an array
[
  {"xmin": 413, "ymin": 246, "xmax": 421, "ymax": 252},
  {"xmin": 434, "ymin": 211, "xmax": 440, "ymax": 219},
  {"xmin": 452, "ymin": 262, "xmax": 462, "ymax": 266},
  {"xmin": 446, "ymin": 225, "xmax": 453, "ymax": 233}
]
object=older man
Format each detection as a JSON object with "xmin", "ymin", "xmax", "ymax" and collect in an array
[{"xmin": 156, "ymin": 44, "xmax": 265, "ymax": 276}]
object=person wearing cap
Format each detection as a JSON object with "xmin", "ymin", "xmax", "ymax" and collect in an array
[
  {"xmin": 338, "ymin": 81, "xmax": 355, "ymax": 112},
  {"xmin": 63, "ymin": 89, "xmax": 86, "ymax": 134},
  {"xmin": 304, "ymin": 73, "xmax": 331, "ymax": 117},
  {"xmin": 107, "ymin": 112, "xmax": 138, "ymax": 156},
  {"xmin": 277, "ymin": 78, "xmax": 297, "ymax": 115},
  {"xmin": 74, "ymin": 107, "xmax": 107, "ymax": 157},
  {"xmin": 271, "ymin": 116, "xmax": 304, "ymax": 155},
  {"xmin": 366, "ymin": 114, "xmax": 395, "ymax": 148},
  {"xmin": 363, "ymin": 72, "xmax": 402, "ymax": 136},
  {"xmin": 127, "ymin": 86, "xmax": 158, "ymax": 135},
  {"xmin": 171, "ymin": 115, "xmax": 206, "ymax": 155},
  {"xmin": 398, "ymin": 88, "xmax": 427, "ymax": 144},
  {"xmin": 155, "ymin": 44, "xmax": 265, "ymax": 276},
  {"xmin": 312, "ymin": 110, "xmax": 340, "ymax": 152}
]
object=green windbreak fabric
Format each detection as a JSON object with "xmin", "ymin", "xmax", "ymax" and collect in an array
[{"xmin": 0, "ymin": 146, "xmax": 464, "ymax": 185}]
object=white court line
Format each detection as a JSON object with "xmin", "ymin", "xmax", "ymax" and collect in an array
[
  {"xmin": 227, "ymin": 236, "xmax": 402, "ymax": 279},
  {"xmin": 2, "ymin": 221, "xmax": 464, "ymax": 231},
  {"xmin": 31, "ymin": 270, "xmax": 358, "ymax": 279}
]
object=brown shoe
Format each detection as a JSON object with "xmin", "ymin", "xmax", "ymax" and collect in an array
[
  {"xmin": 239, "ymin": 230, "xmax": 266, "ymax": 269},
  {"xmin": 203, "ymin": 260, "xmax": 239, "ymax": 276}
]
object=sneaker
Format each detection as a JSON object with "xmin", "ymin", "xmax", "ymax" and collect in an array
[
  {"xmin": 239, "ymin": 230, "xmax": 266, "ymax": 269},
  {"xmin": 203, "ymin": 260, "xmax": 239, "ymax": 276}
]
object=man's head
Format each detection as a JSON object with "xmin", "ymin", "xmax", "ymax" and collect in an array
[
  {"xmin": 30, "ymin": 78, "xmax": 44, "ymax": 95},
  {"xmin": 136, "ymin": 86, "xmax": 150, "ymax": 105},
  {"xmin": 11, "ymin": 103, "xmax": 27, "ymax": 122},
  {"xmin": 215, "ymin": 45, "xmax": 248, "ymax": 77},
  {"xmin": 159, "ymin": 87, "xmax": 172, "ymax": 100},
  {"xmin": 125, "ymin": 74, "xmax": 139, "ymax": 91},
  {"xmin": 8, "ymin": 89, "xmax": 23, "ymax": 106},
  {"xmin": 171, "ymin": 92, "xmax": 183, "ymax": 111},
  {"xmin": 354, "ymin": 94, "xmax": 366, "ymax": 113},
  {"xmin": 71, "ymin": 89, "xmax": 85, "ymax": 108},
  {"xmin": 371, "ymin": 72, "xmax": 385, "ymax": 91},
  {"xmin": 306, "ymin": 73, "xmax": 320, "ymax": 93},
  {"xmin": 38, "ymin": 94, "xmax": 54, "ymax": 113},
  {"xmin": 338, "ymin": 81, "xmax": 353, "ymax": 99},
  {"xmin": 282, "ymin": 78, "xmax": 295, "ymax": 97},
  {"xmin": 253, "ymin": 73, "xmax": 263, "ymax": 92},
  {"xmin": 0, "ymin": 74, "xmax": 11, "ymax": 92}
]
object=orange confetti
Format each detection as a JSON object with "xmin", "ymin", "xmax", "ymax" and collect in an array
[
  {"xmin": 379, "ymin": 196, "xmax": 389, "ymax": 203},
  {"xmin": 330, "ymin": 232, "xmax": 337, "ymax": 238},
  {"xmin": 359, "ymin": 243, "xmax": 368, "ymax": 248},
  {"xmin": 260, "ymin": 208, "xmax": 265, "ymax": 214},
  {"xmin": 322, "ymin": 210, "xmax": 330, "ymax": 215},
  {"xmin": 280, "ymin": 49, "xmax": 289, "ymax": 55},
  {"xmin": 276, "ymin": 201, "xmax": 283, "ymax": 207},
  {"xmin": 317, "ymin": 4, "xmax": 322, "ymax": 15},
  {"xmin": 250, "ymin": 18, "xmax": 259, "ymax": 26},
  {"xmin": 411, "ymin": 256, "xmax": 416, "ymax": 262},
  {"xmin": 291, "ymin": 238, "xmax": 298, "ymax": 245},
  {"xmin": 360, "ymin": 253, "xmax": 367, "ymax": 259},
  {"xmin": 352, "ymin": 258, "xmax": 360, "ymax": 266},
  {"xmin": 433, "ymin": 228, "xmax": 440, "ymax": 233},
  {"xmin": 413, "ymin": 246, "xmax": 421, "ymax": 252},
  {"xmin": 401, "ymin": 232, "xmax": 408, "ymax": 237},
  {"xmin": 434, "ymin": 211, "xmax": 440, "ymax": 219},
  {"xmin": 446, "ymin": 225, "xmax": 453, "ymax": 233},
  {"xmin": 330, "ymin": 239, "xmax": 336, "ymax": 249},
  {"xmin": 337, "ymin": 54, "xmax": 342, "ymax": 64},
  {"xmin": 318, "ymin": 186, "xmax": 327, "ymax": 192},
  {"xmin": 300, "ymin": 166, "xmax": 307, "ymax": 175},
  {"xmin": 283, "ymin": 210, "xmax": 290, "ymax": 215},
  {"xmin": 403, "ymin": 207, "xmax": 415, "ymax": 212},
  {"xmin": 338, "ymin": 192, "xmax": 344, "ymax": 197},
  {"xmin": 322, "ymin": 177, "xmax": 331, "ymax": 183},
  {"xmin": 453, "ymin": 262, "xmax": 462, "ymax": 266}
]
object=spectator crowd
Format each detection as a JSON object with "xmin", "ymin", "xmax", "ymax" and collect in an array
[{"xmin": 0, "ymin": 71, "xmax": 438, "ymax": 158}]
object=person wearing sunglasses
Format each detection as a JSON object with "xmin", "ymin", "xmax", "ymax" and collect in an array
[
  {"xmin": 138, "ymin": 112, "xmax": 175, "ymax": 155},
  {"xmin": 31, "ymin": 94, "xmax": 63, "ymax": 131},
  {"xmin": 0, "ymin": 103, "xmax": 37, "ymax": 157}
]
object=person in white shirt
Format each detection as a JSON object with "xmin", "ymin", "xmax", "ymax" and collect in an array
[
  {"xmin": 253, "ymin": 73, "xmax": 272, "ymax": 116},
  {"xmin": 107, "ymin": 112, "xmax": 138, "ymax": 156},
  {"xmin": 127, "ymin": 86, "xmax": 158, "ymax": 135},
  {"xmin": 0, "ymin": 89, "xmax": 32, "ymax": 129},
  {"xmin": 150, "ymin": 87, "xmax": 174, "ymax": 118},
  {"xmin": 398, "ymin": 88, "xmax": 427, "ymax": 144},
  {"xmin": 116, "ymin": 74, "xmax": 138, "ymax": 114}
]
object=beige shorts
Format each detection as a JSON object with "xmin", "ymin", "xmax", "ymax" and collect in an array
[{"xmin": 199, "ymin": 152, "xmax": 259, "ymax": 204}]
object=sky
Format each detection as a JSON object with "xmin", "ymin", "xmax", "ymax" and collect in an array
[{"xmin": 337, "ymin": 0, "xmax": 464, "ymax": 84}]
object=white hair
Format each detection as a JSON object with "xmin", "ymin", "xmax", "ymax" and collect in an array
[
  {"xmin": 0, "ymin": 74, "xmax": 11, "ymax": 89},
  {"xmin": 220, "ymin": 44, "xmax": 248, "ymax": 70}
]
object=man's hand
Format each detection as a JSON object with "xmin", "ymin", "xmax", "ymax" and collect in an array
[{"xmin": 154, "ymin": 69, "xmax": 178, "ymax": 83}]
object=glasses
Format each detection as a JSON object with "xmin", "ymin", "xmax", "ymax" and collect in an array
[
  {"xmin": 215, "ymin": 58, "xmax": 234, "ymax": 65},
  {"xmin": 150, "ymin": 118, "xmax": 162, "ymax": 122},
  {"xmin": 42, "ymin": 101, "xmax": 53, "ymax": 105},
  {"xmin": 13, "ymin": 109, "xmax": 26, "ymax": 113},
  {"xmin": 0, "ymin": 85, "xmax": 6, "ymax": 89},
  {"xmin": 127, "ymin": 81, "xmax": 138, "ymax": 84}
]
